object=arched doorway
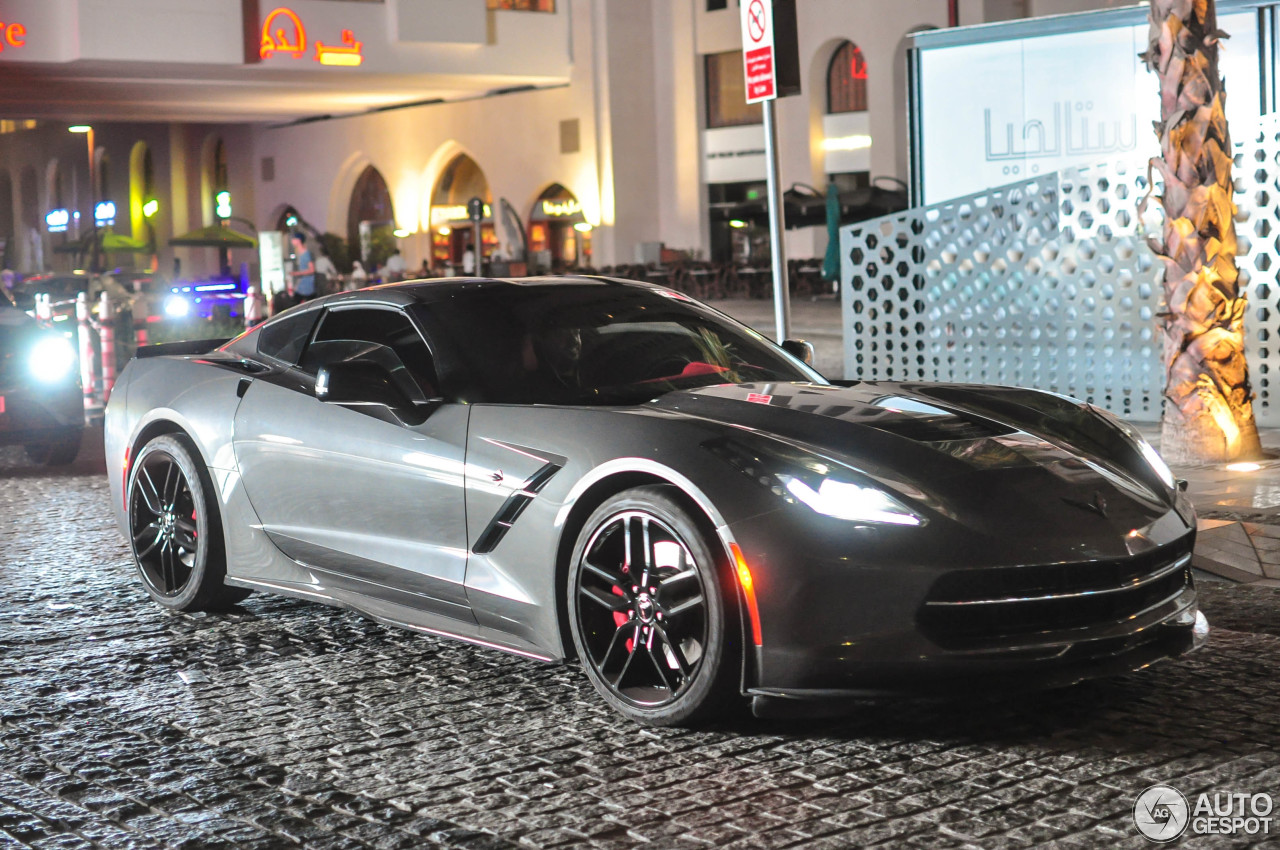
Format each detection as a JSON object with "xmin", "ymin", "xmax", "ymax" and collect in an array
[
  {"xmin": 0, "ymin": 171, "xmax": 14, "ymax": 270},
  {"xmin": 347, "ymin": 165, "xmax": 395, "ymax": 270},
  {"xmin": 823, "ymin": 40, "xmax": 871, "ymax": 195},
  {"xmin": 129, "ymin": 142, "xmax": 155, "ymax": 238},
  {"xmin": 428, "ymin": 154, "xmax": 492, "ymax": 271},
  {"xmin": 528, "ymin": 184, "xmax": 589, "ymax": 271}
]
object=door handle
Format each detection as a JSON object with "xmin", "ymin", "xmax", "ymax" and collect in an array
[{"xmin": 237, "ymin": 378, "xmax": 252, "ymax": 398}]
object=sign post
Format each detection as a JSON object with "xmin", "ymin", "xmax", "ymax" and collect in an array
[{"xmin": 741, "ymin": 0, "xmax": 790, "ymax": 342}]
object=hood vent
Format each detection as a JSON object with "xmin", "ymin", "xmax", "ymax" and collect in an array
[{"xmin": 866, "ymin": 414, "xmax": 1012, "ymax": 443}]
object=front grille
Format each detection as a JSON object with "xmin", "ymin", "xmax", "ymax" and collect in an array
[{"xmin": 918, "ymin": 543, "xmax": 1193, "ymax": 650}]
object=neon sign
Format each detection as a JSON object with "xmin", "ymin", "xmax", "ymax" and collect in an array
[
  {"xmin": 45, "ymin": 209, "xmax": 69, "ymax": 233},
  {"xmin": 94, "ymin": 201, "xmax": 117, "ymax": 226},
  {"xmin": 261, "ymin": 8, "xmax": 363, "ymax": 67},
  {"xmin": 261, "ymin": 8, "xmax": 306, "ymax": 59},
  {"xmin": 431, "ymin": 204, "xmax": 491, "ymax": 226},
  {"xmin": 541, "ymin": 198, "xmax": 582, "ymax": 217},
  {"xmin": 0, "ymin": 22, "xmax": 26, "ymax": 52},
  {"xmin": 317, "ymin": 30, "xmax": 363, "ymax": 66}
]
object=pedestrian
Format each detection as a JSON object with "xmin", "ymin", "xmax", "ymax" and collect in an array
[
  {"xmin": 315, "ymin": 250, "xmax": 337, "ymax": 295},
  {"xmin": 385, "ymin": 249, "xmax": 406, "ymax": 282},
  {"xmin": 1, "ymin": 269, "xmax": 16, "ymax": 308},
  {"xmin": 289, "ymin": 232, "xmax": 316, "ymax": 302},
  {"xmin": 348, "ymin": 260, "xmax": 368, "ymax": 290},
  {"xmin": 243, "ymin": 283, "xmax": 266, "ymax": 328},
  {"xmin": 462, "ymin": 242, "xmax": 476, "ymax": 275}
]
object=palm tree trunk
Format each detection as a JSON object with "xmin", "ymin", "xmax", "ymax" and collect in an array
[{"xmin": 1143, "ymin": 0, "xmax": 1261, "ymax": 463}]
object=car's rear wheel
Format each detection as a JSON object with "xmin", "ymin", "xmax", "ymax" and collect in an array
[
  {"xmin": 25, "ymin": 433, "xmax": 81, "ymax": 466},
  {"xmin": 128, "ymin": 434, "xmax": 249, "ymax": 611},
  {"xmin": 567, "ymin": 486, "xmax": 738, "ymax": 726}
]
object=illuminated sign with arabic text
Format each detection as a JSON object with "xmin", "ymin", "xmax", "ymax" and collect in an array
[
  {"xmin": 540, "ymin": 199, "xmax": 582, "ymax": 217},
  {"xmin": 261, "ymin": 7, "xmax": 363, "ymax": 67},
  {"xmin": 0, "ymin": 21, "xmax": 26, "ymax": 52}
]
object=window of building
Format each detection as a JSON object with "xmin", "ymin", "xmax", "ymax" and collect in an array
[
  {"xmin": 706, "ymin": 51, "xmax": 762, "ymax": 128},
  {"xmin": 487, "ymin": 0, "xmax": 555, "ymax": 11},
  {"xmin": 828, "ymin": 41, "xmax": 868, "ymax": 114},
  {"xmin": 706, "ymin": 0, "xmax": 729, "ymax": 10}
]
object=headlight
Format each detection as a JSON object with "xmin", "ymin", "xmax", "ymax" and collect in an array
[
  {"xmin": 29, "ymin": 336, "xmax": 77, "ymax": 383},
  {"xmin": 705, "ymin": 437, "xmax": 926, "ymax": 526},
  {"xmin": 1089, "ymin": 405, "xmax": 1175, "ymax": 490},
  {"xmin": 778, "ymin": 475, "xmax": 922, "ymax": 526},
  {"xmin": 164, "ymin": 295, "xmax": 189, "ymax": 317}
]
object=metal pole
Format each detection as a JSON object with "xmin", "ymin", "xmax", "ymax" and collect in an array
[{"xmin": 763, "ymin": 98, "xmax": 791, "ymax": 342}]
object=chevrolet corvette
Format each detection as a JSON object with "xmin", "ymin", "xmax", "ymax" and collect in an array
[{"xmin": 105, "ymin": 277, "xmax": 1207, "ymax": 725}]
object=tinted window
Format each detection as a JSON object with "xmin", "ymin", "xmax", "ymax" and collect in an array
[
  {"xmin": 412, "ymin": 285, "xmax": 824, "ymax": 405},
  {"xmin": 257, "ymin": 308, "xmax": 320, "ymax": 365},
  {"xmin": 300, "ymin": 307, "xmax": 438, "ymax": 400}
]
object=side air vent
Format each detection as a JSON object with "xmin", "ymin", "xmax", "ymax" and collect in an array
[{"xmin": 473, "ymin": 462, "xmax": 563, "ymax": 554}]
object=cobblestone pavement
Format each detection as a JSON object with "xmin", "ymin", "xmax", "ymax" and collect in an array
[{"xmin": 4, "ymin": 432, "xmax": 1280, "ymax": 849}]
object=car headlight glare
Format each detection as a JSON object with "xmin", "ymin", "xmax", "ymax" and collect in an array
[
  {"xmin": 164, "ymin": 295, "xmax": 189, "ymax": 317},
  {"xmin": 29, "ymin": 336, "xmax": 77, "ymax": 383},
  {"xmin": 779, "ymin": 475, "xmax": 922, "ymax": 526},
  {"xmin": 1089, "ymin": 405, "xmax": 1175, "ymax": 490},
  {"xmin": 1136, "ymin": 437, "xmax": 1176, "ymax": 490}
]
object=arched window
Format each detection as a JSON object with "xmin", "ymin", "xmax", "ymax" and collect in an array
[
  {"xmin": 827, "ymin": 41, "xmax": 868, "ymax": 114},
  {"xmin": 130, "ymin": 142, "xmax": 155, "ymax": 238},
  {"xmin": 0, "ymin": 171, "xmax": 14, "ymax": 268},
  {"xmin": 348, "ymin": 165, "xmax": 395, "ymax": 267}
]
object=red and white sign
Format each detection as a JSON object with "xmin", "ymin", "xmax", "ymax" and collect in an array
[{"xmin": 740, "ymin": 0, "xmax": 775, "ymax": 103}]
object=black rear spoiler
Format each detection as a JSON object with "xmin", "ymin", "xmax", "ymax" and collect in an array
[{"xmin": 135, "ymin": 338, "xmax": 231, "ymax": 359}]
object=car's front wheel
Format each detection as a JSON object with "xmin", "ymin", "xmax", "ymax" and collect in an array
[
  {"xmin": 127, "ymin": 434, "xmax": 249, "ymax": 611},
  {"xmin": 567, "ymin": 486, "xmax": 739, "ymax": 726}
]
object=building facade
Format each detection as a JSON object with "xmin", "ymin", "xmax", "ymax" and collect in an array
[{"xmin": 0, "ymin": 0, "xmax": 1135, "ymax": 279}]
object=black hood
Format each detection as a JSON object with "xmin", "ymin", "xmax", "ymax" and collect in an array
[{"xmin": 650, "ymin": 381, "xmax": 1184, "ymax": 556}]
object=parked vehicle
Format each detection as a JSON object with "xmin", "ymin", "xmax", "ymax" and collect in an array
[{"xmin": 105, "ymin": 276, "xmax": 1205, "ymax": 725}]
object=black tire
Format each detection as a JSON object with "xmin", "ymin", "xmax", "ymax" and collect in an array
[
  {"xmin": 25, "ymin": 433, "xmax": 82, "ymax": 466},
  {"xmin": 127, "ymin": 434, "xmax": 250, "ymax": 611},
  {"xmin": 567, "ymin": 486, "xmax": 739, "ymax": 726}
]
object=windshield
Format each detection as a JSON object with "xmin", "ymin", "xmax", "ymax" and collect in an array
[{"xmin": 413, "ymin": 284, "xmax": 825, "ymax": 405}]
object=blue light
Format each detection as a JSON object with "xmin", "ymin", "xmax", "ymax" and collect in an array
[
  {"xmin": 45, "ymin": 209, "xmax": 69, "ymax": 233},
  {"xmin": 94, "ymin": 201, "xmax": 116, "ymax": 225}
]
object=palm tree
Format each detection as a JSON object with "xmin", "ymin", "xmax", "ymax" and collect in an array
[{"xmin": 1142, "ymin": 0, "xmax": 1261, "ymax": 462}]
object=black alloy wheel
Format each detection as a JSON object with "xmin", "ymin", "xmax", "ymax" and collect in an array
[
  {"xmin": 128, "ymin": 434, "xmax": 249, "ymax": 611},
  {"xmin": 568, "ymin": 486, "xmax": 738, "ymax": 726}
]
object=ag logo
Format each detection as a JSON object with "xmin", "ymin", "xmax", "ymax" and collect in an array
[{"xmin": 1134, "ymin": 784, "xmax": 1190, "ymax": 842}]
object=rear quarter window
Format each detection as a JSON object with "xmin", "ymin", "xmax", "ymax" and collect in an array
[{"xmin": 256, "ymin": 309, "xmax": 320, "ymax": 365}]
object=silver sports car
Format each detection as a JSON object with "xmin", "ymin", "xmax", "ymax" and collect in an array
[{"xmin": 106, "ymin": 277, "xmax": 1206, "ymax": 725}]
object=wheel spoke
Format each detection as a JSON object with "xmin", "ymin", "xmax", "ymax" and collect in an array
[
  {"xmin": 137, "ymin": 467, "xmax": 163, "ymax": 515},
  {"xmin": 582, "ymin": 560, "xmax": 628, "ymax": 592},
  {"xmin": 162, "ymin": 461, "xmax": 182, "ymax": 509},
  {"xmin": 172, "ymin": 519, "xmax": 198, "ymax": 551},
  {"xmin": 640, "ymin": 517, "xmax": 653, "ymax": 587},
  {"xmin": 134, "ymin": 524, "xmax": 163, "ymax": 559},
  {"xmin": 597, "ymin": 622, "xmax": 633, "ymax": 677},
  {"xmin": 655, "ymin": 626, "xmax": 692, "ymax": 678},
  {"xmin": 647, "ymin": 642, "xmax": 680, "ymax": 693},
  {"xmin": 611, "ymin": 627, "xmax": 641, "ymax": 687},
  {"xmin": 659, "ymin": 568, "xmax": 698, "ymax": 590},
  {"xmin": 580, "ymin": 585, "xmax": 629, "ymax": 612},
  {"xmin": 160, "ymin": 538, "xmax": 176, "ymax": 592},
  {"xmin": 663, "ymin": 594, "xmax": 704, "ymax": 621}
]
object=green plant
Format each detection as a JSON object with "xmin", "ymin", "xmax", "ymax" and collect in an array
[
  {"xmin": 143, "ymin": 316, "xmax": 245, "ymax": 346},
  {"xmin": 319, "ymin": 232, "xmax": 352, "ymax": 274}
]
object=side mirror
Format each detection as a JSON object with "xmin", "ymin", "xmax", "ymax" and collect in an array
[
  {"xmin": 781, "ymin": 338, "xmax": 815, "ymax": 365},
  {"xmin": 316, "ymin": 360, "xmax": 415, "ymax": 412}
]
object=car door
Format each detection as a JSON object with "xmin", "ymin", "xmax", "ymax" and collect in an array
[{"xmin": 232, "ymin": 303, "xmax": 472, "ymax": 622}]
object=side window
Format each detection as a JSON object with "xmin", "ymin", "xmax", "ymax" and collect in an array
[
  {"xmin": 299, "ymin": 307, "xmax": 439, "ymax": 401},
  {"xmin": 257, "ymin": 309, "xmax": 320, "ymax": 365}
]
